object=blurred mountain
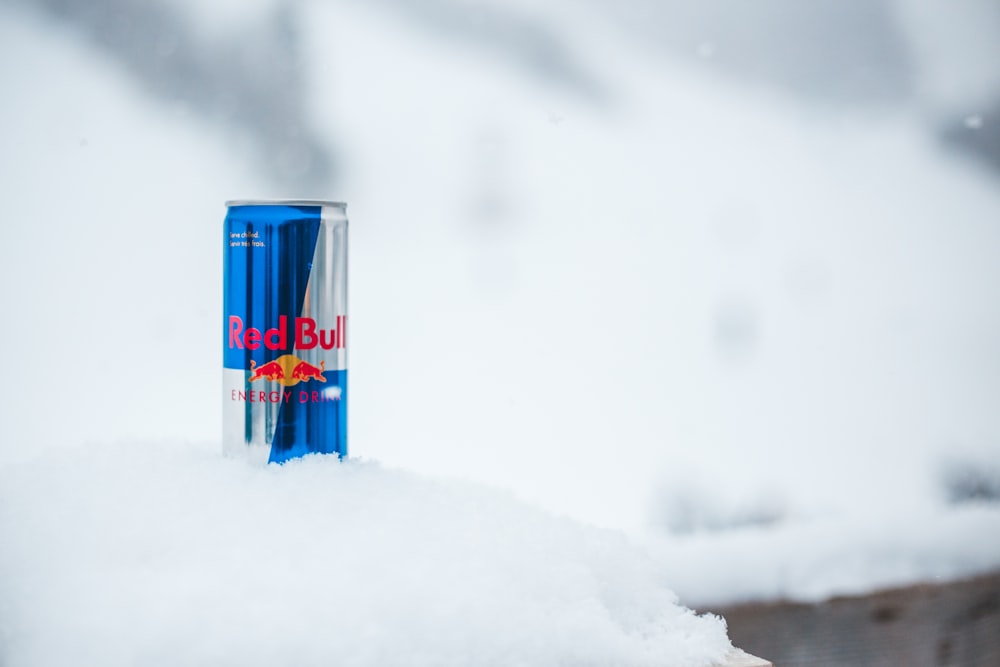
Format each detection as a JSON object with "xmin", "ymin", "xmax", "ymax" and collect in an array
[
  {"xmin": 6, "ymin": 0, "xmax": 334, "ymax": 188},
  {"xmin": 11, "ymin": 0, "xmax": 1000, "ymax": 179},
  {"xmin": 587, "ymin": 0, "xmax": 913, "ymax": 105}
]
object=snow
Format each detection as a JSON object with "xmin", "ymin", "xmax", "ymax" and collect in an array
[
  {"xmin": 0, "ymin": 443, "xmax": 732, "ymax": 667},
  {"xmin": 649, "ymin": 495, "xmax": 1000, "ymax": 606},
  {"xmin": 1, "ymin": 0, "xmax": 999, "ymax": 647}
]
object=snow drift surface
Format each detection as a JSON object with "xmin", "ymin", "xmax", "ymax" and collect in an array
[{"xmin": 0, "ymin": 443, "xmax": 732, "ymax": 667}]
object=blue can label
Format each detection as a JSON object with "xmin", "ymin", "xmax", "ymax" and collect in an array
[{"xmin": 223, "ymin": 202, "xmax": 348, "ymax": 463}]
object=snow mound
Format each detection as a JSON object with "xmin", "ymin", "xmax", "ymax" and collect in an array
[{"xmin": 0, "ymin": 443, "xmax": 731, "ymax": 667}]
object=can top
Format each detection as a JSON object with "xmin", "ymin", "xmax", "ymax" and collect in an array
[{"xmin": 226, "ymin": 199, "xmax": 347, "ymax": 209}]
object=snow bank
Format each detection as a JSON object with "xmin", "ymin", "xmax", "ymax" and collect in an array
[
  {"xmin": 0, "ymin": 443, "xmax": 731, "ymax": 667},
  {"xmin": 648, "ymin": 498, "xmax": 1000, "ymax": 606}
]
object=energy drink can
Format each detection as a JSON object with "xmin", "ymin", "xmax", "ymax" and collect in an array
[{"xmin": 223, "ymin": 200, "xmax": 348, "ymax": 463}]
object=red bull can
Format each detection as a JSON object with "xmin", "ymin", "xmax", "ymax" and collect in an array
[{"xmin": 223, "ymin": 200, "xmax": 348, "ymax": 463}]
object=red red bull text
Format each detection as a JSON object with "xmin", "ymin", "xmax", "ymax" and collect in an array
[{"xmin": 228, "ymin": 315, "xmax": 346, "ymax": 351}]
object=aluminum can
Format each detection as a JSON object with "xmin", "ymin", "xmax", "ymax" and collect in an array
[{"xmin": 223, "ymin": 200, "xmax": 348, "ymax": 463}]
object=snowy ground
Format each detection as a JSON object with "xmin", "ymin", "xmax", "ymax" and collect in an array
[
  {"xmin": 1, "ymin": 3, "xmax": 999, "ymax": 659},
  {"xmin": 0, "ymin": 444, "xmax": 732, "ymax": 666}
]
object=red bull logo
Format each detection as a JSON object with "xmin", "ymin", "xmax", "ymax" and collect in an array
[
  {"xmin": 228, "ymin": 315, "xmax": 346, "ymax": 351},
  {"xmin": 248, "ymin": 360, "xmax": 285, "ymax": 382},
  {"xmin": 291, "ymin": 359, "xmax": 326, "ymax": 382},
  {"xmin": 232, "ymin": 352, "xmax": 340, "ymax": 405},
  {"xmin": 247, "ymin": 354, "xmax": 326, "ymax": 386},
  {"xmin": 228, "ymin": 315, "xmax": 343, "ymax": 405}
]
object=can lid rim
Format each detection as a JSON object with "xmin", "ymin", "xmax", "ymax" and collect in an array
[{"xmin": 226, "ymin": 199, "xmax": 347, "ymax": 209}]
